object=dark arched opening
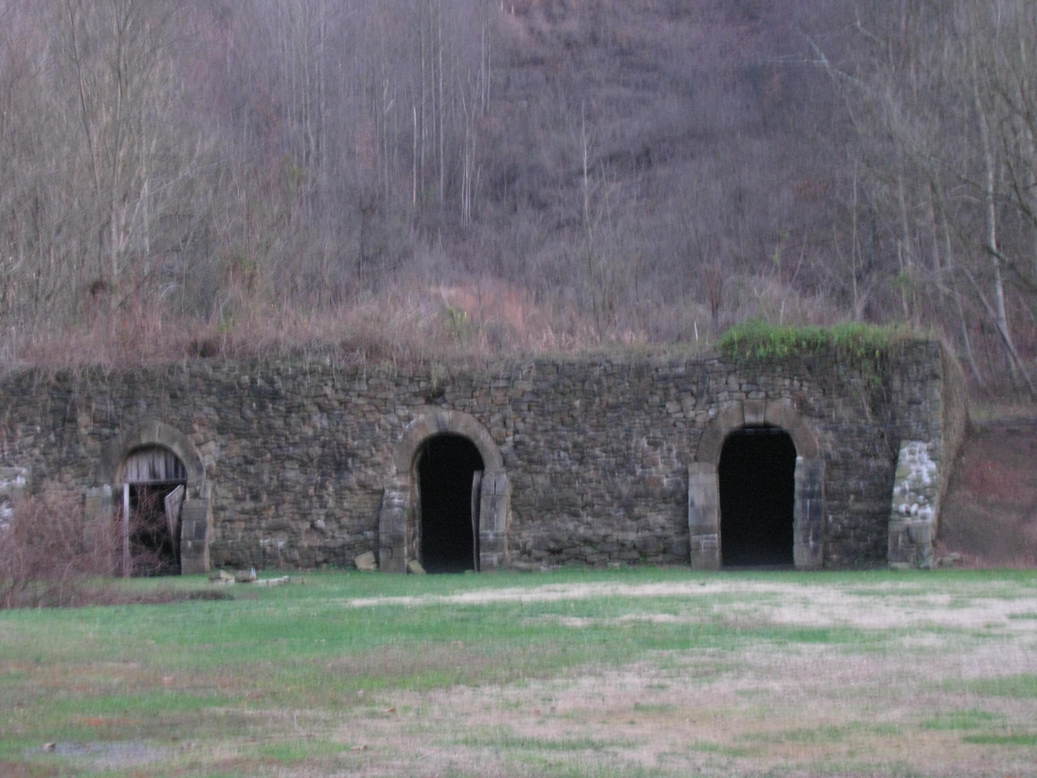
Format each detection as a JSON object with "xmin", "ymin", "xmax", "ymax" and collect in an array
[
  {"xmin": 417, "ymin": 434, "xmax": 484, "ymax": 573},
  {"xmin": 719, "ymin": 425, "xmax": 796, "ymax": 567},
  {"xmin": 121, "ymin": 446, "xmax": 187, "ymax": 576}
]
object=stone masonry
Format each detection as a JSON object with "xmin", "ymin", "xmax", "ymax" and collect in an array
[{"xmin": 0, "ymin": 341, "xmax": 964, "ymax": 571}]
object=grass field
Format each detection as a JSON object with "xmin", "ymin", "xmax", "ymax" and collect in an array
[{"xmin": 2, "ymin": 567, "xmax": 1036, "ymax": 777}]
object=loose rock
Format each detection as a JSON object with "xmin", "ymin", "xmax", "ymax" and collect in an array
[{"xmin": 354, "ymin": 551, "xmax": 377, "ymax": 571}]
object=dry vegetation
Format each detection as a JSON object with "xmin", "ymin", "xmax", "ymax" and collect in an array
[
  {"xmin": 0, "ymin": 492, "xmax": 229, "ymax": 608},
  {"xmin": 940, "ymin": 418, "xmax": 1037, "ymax": 568},
  {"xmin": 2, "ymin": 570, "xmax": 1036, "ymax": 776},
  {"xmin": 0, "ymin": 492, "xmax": 116, "ymax": 608},
  {"xmin": 0, "ymin": 0, "xmax": 1034, "ymax": 395}
]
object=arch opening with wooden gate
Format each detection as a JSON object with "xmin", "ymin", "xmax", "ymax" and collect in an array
[
  {"xmin": 120, "ymin": 446, "xmax": 187, "ymax": 576},
  {"xmin": 90, "ymin": 421, "xmax": 212, "ymax": 575}
]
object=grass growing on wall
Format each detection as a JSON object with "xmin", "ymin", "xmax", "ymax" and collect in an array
[{"xmin": 718, "ymin": 320, "xmax": 910, "ymax": 362}]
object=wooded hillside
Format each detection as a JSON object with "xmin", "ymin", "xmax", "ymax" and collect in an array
[{"xmin": 1, "ymin": 0, "xmax": 1034, "ymax": 394}]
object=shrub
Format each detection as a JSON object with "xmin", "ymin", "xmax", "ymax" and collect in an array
[{"xmin": 0, "ymin": 491, "xmax": 117, "ymax": 608}]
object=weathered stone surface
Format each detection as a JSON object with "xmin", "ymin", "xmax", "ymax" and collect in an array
[
  {"xmin": 0, "ymin": 466, "xmax": 28, "ymax": 527},
  {"xmin": 407, "ymin": 559, "xmax": 426, "ymax": 575},
  {"xmin": 354, "ymin": 551, "xmax": 377, "ymax": 572},
  {"xmin": 0, "ymin": 341, "xmax": 964, "ymax": 571},
  {"xmin": 888, "ymin": 441, "xmax": 940, "ymax": 569}
]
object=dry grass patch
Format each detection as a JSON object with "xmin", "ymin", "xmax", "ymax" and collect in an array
[{"xmin": 3, "ymin": 569, "xmax": 1037, "ymax": 776}]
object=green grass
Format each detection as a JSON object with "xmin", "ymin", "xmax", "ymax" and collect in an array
[
  {"xmin": 960, "ymin": 674, "xmax": 1037, "ymax": 698},
  {"xmin": 744, "ymin": 723, "xmax": 900, "ymax": 745},
  {"xmin": 717, "ymin": 320, "xmax": 909, "ymax": 362},
  {"xmin": 805, "ymin": 760, "xmax": 927, "ymax": 778},
  {"xmin": 961, "ymin": 733, "xmax": 1037, "ymax": 746},
  {"xmin": 922, "ymin": 709, "xmax": 1002, "ymax": 731},
  {"xmin": 631, "ymin": 702, "xmax": 678, "ymax": 714},
  {"xmin": 2, "ymin": 567, "xmax": 1036, "ymax": 776},
  {"xmin": 686, "ymin": 740, "xmax": 756, "ymax": 758},
  {"xmin": 253, "ymin": 739, "xmax": 349, "ymax": 763},
  {"xmin": 505, "ymin": 758, "xmax": 671, "ymax": 778},
  {"xmin": 456, "ymin": 734, "xmax": 631, "ymax": 752}
]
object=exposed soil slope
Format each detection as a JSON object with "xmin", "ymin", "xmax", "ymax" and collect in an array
[{"xmin": 939, "ymin": 418, "xmax": 1037, "ymax": 566}]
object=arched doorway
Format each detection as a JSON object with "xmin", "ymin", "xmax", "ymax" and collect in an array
[
  {"xmin": 416, "ymin": 434, "xmax": 484, "ymax": 573},
  {"xmin": 690, "ymin": 399, "xmax": 823, "ymax": 570},
  {"xmin": 719, "ymin": 425, "xmax": 796, "ymax": 567},
  {"xmin": 381, "ymin": 408, "xmax": 510, "ymax": 573},
  {"xmin": 120, "ymin": 446, "xmax": 188, "ymax": 576},
  {"xmin": 94, "ymin": 420, "xmax": 211, "ymax": 574}
]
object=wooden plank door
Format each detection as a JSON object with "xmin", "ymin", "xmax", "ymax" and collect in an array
[
  {"xmin": 164, "ymin": 484, "xmax": 186, "ymax": 560},
  {"xmin": 122, "ymin": 483, "xmax": 131, "ymax": 577},
  {"xmin": 471, "ymin": 471, "xmax": 483, "ymax": 572}
]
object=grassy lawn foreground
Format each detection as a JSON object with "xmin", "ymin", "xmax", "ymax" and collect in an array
[{"xmin": 1, "ymin": 567, "xmax": 1036, "ymax": 777}]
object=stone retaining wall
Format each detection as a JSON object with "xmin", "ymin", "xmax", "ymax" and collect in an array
[{"xmin": 0, "ymin": 341, "xmax": 963, "ymax": 570}]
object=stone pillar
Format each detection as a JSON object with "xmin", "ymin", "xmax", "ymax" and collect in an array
[
  {"xmin": 793, "ymin": 457, "xmax": 824, "ymax": 569},
  {"xmin": 0, "ymin": 467, "xmax": 29, "ymax": 524},
  {"xmin": 478, "ymin": 471, "xmax": 510, "ymax": 570},
  {"xmin": 688, "ymin": 463, "xmax": 720, "ymax": 570},
  {"xmin": 888, "ymin": 441, "xmax": 937, "ymax": 569},
  {"xmin": 377, "ymin": 480, "xmax": 409, "ymax": 573}
]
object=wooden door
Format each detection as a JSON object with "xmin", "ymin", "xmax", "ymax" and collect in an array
[
  {"xmin": 470, "ymin": 471, "xmax": 483, "ymax": 572},
  {"xmin": 164, "ymin": 484, "xmax": 185, "ymax": 560}
]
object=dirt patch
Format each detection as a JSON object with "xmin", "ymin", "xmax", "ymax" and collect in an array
[
  {"xmin": 334, "ymin": 638, "xmax": 1037, "ymax": 777},
  {"xmin": 14, "ymin": 586, "xmax": 232, "ymax": 611},
  {"xmin": 330, "ymin": 578, "xmax": 1037, "ymax": 777},
  {"xmin": 35, "ymin": 741, "xmax": 172, "ymax": 770},
  {"xmin": 13, "ymin": 575, "xmax": 1035, "ymax": 777},
  {"xmin": 107, "ymin": 588, "xmax": 235, "ymax": 605},
  {"xmin": 0, "ymin": 761, "xmax": 57, "ymax": 778},
  {"xmin": 541, "ymin": 593, "xmax": 1037, "ymax": 632},
  {"xmin": 940, "ymin": 418, "xmax": 1037, "ymax": 566},
  {"xmin": 324, "ymin": 642, "xmax": 500, "ymax": 682},
  {"xmin": 346, "ymin": 579, "xmax": 1037, "ymax": 631},
  {"xmin": 346, "ymin": 580, "xmax": 790, "ymax": 608}
]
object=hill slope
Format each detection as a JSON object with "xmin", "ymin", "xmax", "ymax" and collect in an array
[{"xmin": 939, "ymin": 418, "xmax": 1037, "ymax": 567}]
